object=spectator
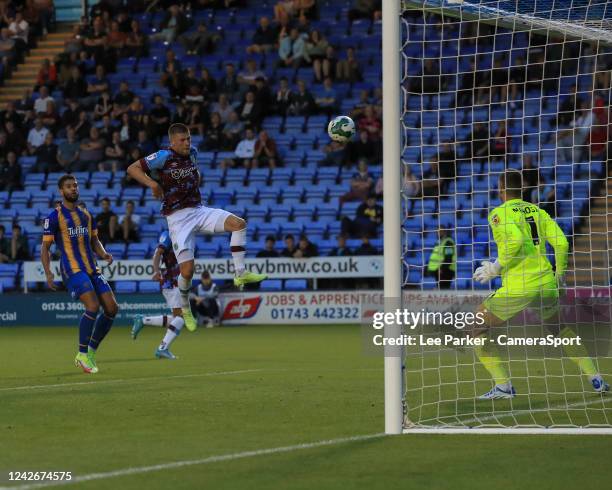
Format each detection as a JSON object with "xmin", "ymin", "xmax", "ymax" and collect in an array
[
  {"xmin": 0, "ymin": 28, "xmax": 16, "ymax": 68},
  {"xmin": 149, "ymin": 94, "xmax": 171, "ymax": 141},
  {"xmin": 96, "ymin": 197, "xmax": 118, "ymax": 244},
  {"xmin": 33, "ymin": 85, "xmax": 54, "ymax": 114},
  {"xmin": 294, "ymin": 234, "xmax": 318, "ymax": 258},
  {"xmin": 438, "ymin": 141, "xmax": 456, "ymax": 191},
  {"xmin": 119, "ymin": 200, "xmax": 140, "ymax": 242},
  {"xmin": 0, "ymin": 225, "xmax": 9, "ymax": 263},
  {"xmin": 340, "ymin": 159, "xmax": 373, "ymax": 204},
  {"xmin": 60, "ymin": 98, "xmax": 82, "ymax": 128},
  {"xmin": 426, "ymin": 229, "xmax": 456, "ymax": 289},
  {"xmin": 112, "ymin": 81, "xmax": 135, "ymax": 119},
  {"xmin": 558, "ymin": 99, "xmax": 594, "ymax": 164},
  {"xmin": 106, "ymin": 20, "xmax": 127, "ymax": 54},
  {"xmin": 466, "ymin": 122, "xmax": 489, "ymax": 161},
  {"xmin": 202, "ymin": 112, "xmax": 225, "ymax": 152},
  {"xmin": 78, "ymin": 126, "xmax": 105, "ymax": 171},
  {"xmin": 100, "ymin": 131, "xmax": 126, "ymax": 172},
  {"xmin": 341, "ymin": 193, "xmax": 383, "ymax": 238},
  {"xmin": 57, "ymin": 126, "xmax": 80, "ymax": 171},
  {"xmin": 36, "ymin": 58, "xmax": 57, "ymax": 90},
  {"xmin": 62, "ymin": 66, "xmax": 88, "ymax": 101},
  {"xmin": 93, "ymin": 91, "xmax": 114, "ymax": 121},
  {"xmin": 86, "ymin": 65, "xmax": 110, "ymax": 107},
  {"xmin": 320, "ymin": 140, "xmax": 346, "ymax": 167},
  {"xmin": 34, "ymin": 132, "xmax": 58, "ymax": 173},
  {"xmin": 274, "ymin": 0, "xmax": 317, "ymax": 24},
  {"xmin": 74, "ymin": 110, "xmax": 91, "ymax": 140},
  {"xmin": 345, "ymin": 129, "xmax": 379, "ymax": 165},
  {"xmin": 0, "ymin": 101, "xmax": 23, "ymax": 131},
  {"xmin": 288, "ymin": 79, "xmax": 315, "ymax": 116},
  {"xmin": 238, "ymin": 59, "xmax": 266, "ymax": 94},
  {"xmin": 357, "ymin": 105, "xmax": 382, "ymax": 142},
  {"xmin": 179, "ymin": 21, "xmax": 217, "ymax": 55},
  {"xmin": 315, "ymin": 76, "xmax": 338, "ymax": 117},
  {"xmin": 278, "ymin": 27, "xmax": 306, "ymax": 68},
  {"xmin": 10, "ymin": 225, "xmax": 31, "ymax": 261},
  {"xmin": 33, "ymin": 0, "xmax": 54, "ymax": 35},
  {"xmin": 490, "ymin": 120, "xmax": 509, "ymax": 161},
  {"xmin": 200, "ymin": 67, "xmax": 218, "ymax": 99},
  {"xmin": 190, "ymin": 272, "xmax": 220, "ymax": 328},
  {"xmin": 336, "ymin": 46, "xmax": 361, "ymax": 83},
  {"xmin": 0, "ymin": 132, "xmax": 7, "ymax": 161},
  {"xmin": 150, "ymin": 4, "xmax": 190, "ymax": 43},
  {"xmin": 238, "ymin": 91, "xmax": 264, "ymax": 128},
  {"xmin": 210, "ymin": 93, "xmax": 233, "ymax": 124},
  {"xmin": 348, "ymin": 0, "xmax": 382, "ymax": 22},
  {"xmin": 402, "ymin": 165, "xmax": 421, "ymax": 197},
  {"xmin": 421, "ymin": 157, "xmax": 441, "ymax": 197},
  {"xmin": 223, "ymin": 111, "xmax": 245, "ymax": 150},
  {"xmin": 253, "ymin": 77, "xmax": 273, "ymax": 114},
  {"xmin": 8, "ymin": 11, "xmax": 29, "ymax": 54},
  {"xmin": 354, "ymin": 235, "xmax": 379, "ymax": 255},
  {"xmin": 0, "ymin": 151, "xmax": 22, "ymax": 191},
  {"xmin": 280, "ymin": 234, "xmax": 297, "ymax": 257},
  {"xmin": 5, "ymin": 121, "xmax": 26, "ymax": 156},
  {"xmin": 133, "ymin": 128, "xmax": 154, "ymax": 156},
  {"xmin": 304, "ymin": 30, "xmax": 329, "ymax": 83},
  {"xmin": 223, "ymin": 127, "xmax": 256, "ymax": 168},
  {"xmin": 274, "ymin": 76, "xmax": 292, "ymax": 115},
  {"xmin": 40, "ymin": 99, "xmax": 59, "ymax": 132},
  {"xmin": 328, "ymin": 234, "xmax": 352, "ymax": 256},
  {"xmin": 218, "ymin": 63, "xmax": 240, "ymax": 102},
  {"xmin": 27, "ymin": 117, "xmax": 49, "ymax": 154},
  {"xmin": 521, "ymin": 153, "xmax": 541, "ymax": 202},
  {"xmin": 257, "ymin": 235, "xmax": 279, "ymax": 257},
  {"xmin": 252, "ymin": 130, "xmax": 278, "ymax": 168},
  {"xmin": 247, "ymin": 16, "xmax": 277, "ymax": 54},
  {"xmin": 125, "ymin": 19, "xmax": 147, "ymax": 58}
]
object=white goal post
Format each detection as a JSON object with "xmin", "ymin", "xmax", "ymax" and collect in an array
[{"xmin": 383, "ymin": 0, "xmax": 612, "ymax": 434}]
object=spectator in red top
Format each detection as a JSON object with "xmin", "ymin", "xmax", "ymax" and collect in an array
[
  {"xmin": 36, "ymin": 58, "xmax": 57, "ymax": 91},
  {"xmin": 358, "ymin": 105, "xmax": 382, "ymax": 141},
  {"xmin": 253, "ymin": 130, "xmax": 278, "ymax": 168}
]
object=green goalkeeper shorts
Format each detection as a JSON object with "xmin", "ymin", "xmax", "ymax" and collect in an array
[{"xmin": 483, "ymin": 276, "xmax": 559, "ymax": 322}]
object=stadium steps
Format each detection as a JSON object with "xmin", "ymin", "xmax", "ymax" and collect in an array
[
  {"xmin": 569, "ymin": 178, "xmax": 612, "ymax": 288},
  {"xmin": 0, "ymin": 24, "xmax": 76, "ymax": 108}
]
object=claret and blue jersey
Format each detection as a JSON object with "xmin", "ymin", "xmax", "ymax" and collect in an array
[
  {"xmin": 157, "ymin": 231, "xmax": 180, "ymax": 289},
  {"xmin": 139, "ymin": 146, "xmax": 202, "ymax": 216}
]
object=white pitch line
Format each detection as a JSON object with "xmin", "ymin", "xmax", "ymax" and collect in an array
[
  {"xmin": 0, "ymin": 433, "xmax": 386, "ymax": 490},
  {"xmin": 0, "ymin": 369, "xmax": 263, "ymax": 392}
]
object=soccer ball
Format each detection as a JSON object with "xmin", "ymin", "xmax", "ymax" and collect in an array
[{"xmin": 327, "ymin": 116, "xmax": 356, "ymax": 143}]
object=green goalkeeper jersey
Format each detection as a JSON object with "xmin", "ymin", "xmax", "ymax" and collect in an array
[{"xmin": 488, "ymin": 198, "xmax": 569, "ymax": 291}]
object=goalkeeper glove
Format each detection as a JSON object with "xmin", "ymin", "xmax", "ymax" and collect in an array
[{"xmin": 473, "ymin": 260, "xmax": 502, "ymax": 284}]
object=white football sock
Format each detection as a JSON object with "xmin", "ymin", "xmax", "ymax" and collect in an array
[
  {"xmin": 143, "ymin": 315, "xmax": 167, "ymax": 327},
  {"xmin": 159, "ymin": 316, "xmax": 184, "ymax": 350},
  {"xmin": 230, "ymin": 228, "xmax": 247, "ymax": 275},
  {"xmin": 177, "ymin": 274, "xmax": 192, "ymax": 308}
]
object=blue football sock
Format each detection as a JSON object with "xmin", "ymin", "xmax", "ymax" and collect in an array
[
  {"xmin": 89, "ymin": 314, "xmax": 115, "ymax": 351},
  {"xmin": 79, "ymin": 311, "xmax": 98, "ymax": 353}
]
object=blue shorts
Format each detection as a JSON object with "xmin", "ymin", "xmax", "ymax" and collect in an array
[{"xmin": 65, "ymin": 272, "xmax": 112, "ymax": 300}]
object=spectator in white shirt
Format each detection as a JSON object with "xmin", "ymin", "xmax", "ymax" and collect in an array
[
  {"xmin": 27, "ymin": 118, "xmax": 49, "ymax": 153},
  {"xmin": 8, "ymin": 12, "xmax": 29, "ymax": 46},
  {"xmin": 34, "ymin": 86, "xmax": 54, "ymax": 114},
  {"xmin": 189, "ymin": 271, "xmax": 221, "ymax": 327},
  {"xmin": 557, "ymin": 99, "xmax": 594, "ymax": 163},
  {"xmin": 221, "ymin": 128, "xmax": 257, "ymax": 168}
]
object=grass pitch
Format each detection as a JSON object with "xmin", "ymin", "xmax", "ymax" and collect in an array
[{"xmin": 1, "ymin": 324, "xmax": 611, "ymax": 490}]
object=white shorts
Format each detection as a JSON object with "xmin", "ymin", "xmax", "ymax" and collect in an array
[
  {"xmin": 167, "ymin": 206, "xmax": 232, "ymax": 261},
  {"xmin": 162, "ymin": 287, "xmax": 182, "ymax": 310}
]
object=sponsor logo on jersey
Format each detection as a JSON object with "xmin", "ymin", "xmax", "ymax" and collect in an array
[
  {"xmin": 146, "ymin": 152, "xmax": 158, "ymax": 161},
  {"xmin": 223, "ymin": 297, "xmax": 262, "ymax": 320},
  {"xmin": 492, "ymin": 214, "xmax": 500, "ymax": 226},
  {"xmin": 170, "ymin": 167, "xmax": 197, "ymax": 180}
]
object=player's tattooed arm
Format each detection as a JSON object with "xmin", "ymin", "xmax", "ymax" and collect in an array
[
  {"xmin": 40, "ymin": 241, "xmax": 57, "ymax": 291},
  {"xmin": 91, "ymin": 234, "xmax": 113, "ymax": 265},
  {"xmin": 127, "ymin": 160, "xmax": 164, "ymax": 199}
]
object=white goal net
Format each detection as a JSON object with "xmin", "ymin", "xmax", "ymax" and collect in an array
[{"xmin": 388, "ymin": 0, "xmax": 612, "ymax": 432}]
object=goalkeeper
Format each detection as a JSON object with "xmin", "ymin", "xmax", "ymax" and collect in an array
[{"xmin": 471, "ymin": 169, "xmax": 609, "ymax": 399}]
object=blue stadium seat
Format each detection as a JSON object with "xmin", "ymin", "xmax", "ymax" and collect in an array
[
  {"xmin": 139, "ymin": 281, "xmax": 161, "ymax": 293},
  {"xmin": 127, "ymin": 243, "xmax": 150, "ymax": 259},
  {"xmin": 260, "ymin": 279, "xmax": 283, "ymax": 291},
  {"xmin": 115, "ymin": 281, "xmax": 138, "ymax": 294},
  {"xmin": 284, "ymin": 279, "xmax": 307, "ymax": 291},
  {"xmin": 106, "ymin": 243, "xmax": 126, "ymax": 259}
]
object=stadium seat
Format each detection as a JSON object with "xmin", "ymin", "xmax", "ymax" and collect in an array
[
  {"xmin": 260, "ymin": 279, "xmax": 283, "ymax": 291},
  {"xmin": 114, "ymin": 281, "xmax": 138, "ymax": 294},
  {"xmin": 285, "ymin": 279, "xmax": 307, "ymax": 290},
  {"xmin": 127, "ymin": 243, "xmax": 150, "ymax": 259},
  {"xmin": 139, "ymin": 281, "xmax": 161, "ymax": 294}
]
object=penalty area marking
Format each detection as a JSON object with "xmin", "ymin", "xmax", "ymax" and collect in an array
[
  {"xmin": 0, "ymin": 369, "xmax": 264, "ymax": 393},
  {"xmin": 0, "ymin": 433, "xmax": 386, "ymax": 490}
]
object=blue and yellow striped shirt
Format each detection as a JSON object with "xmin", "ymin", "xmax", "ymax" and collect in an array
[{"xmin": 43, "ymin": 204, "xmax": 100, "ymax": 278}]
